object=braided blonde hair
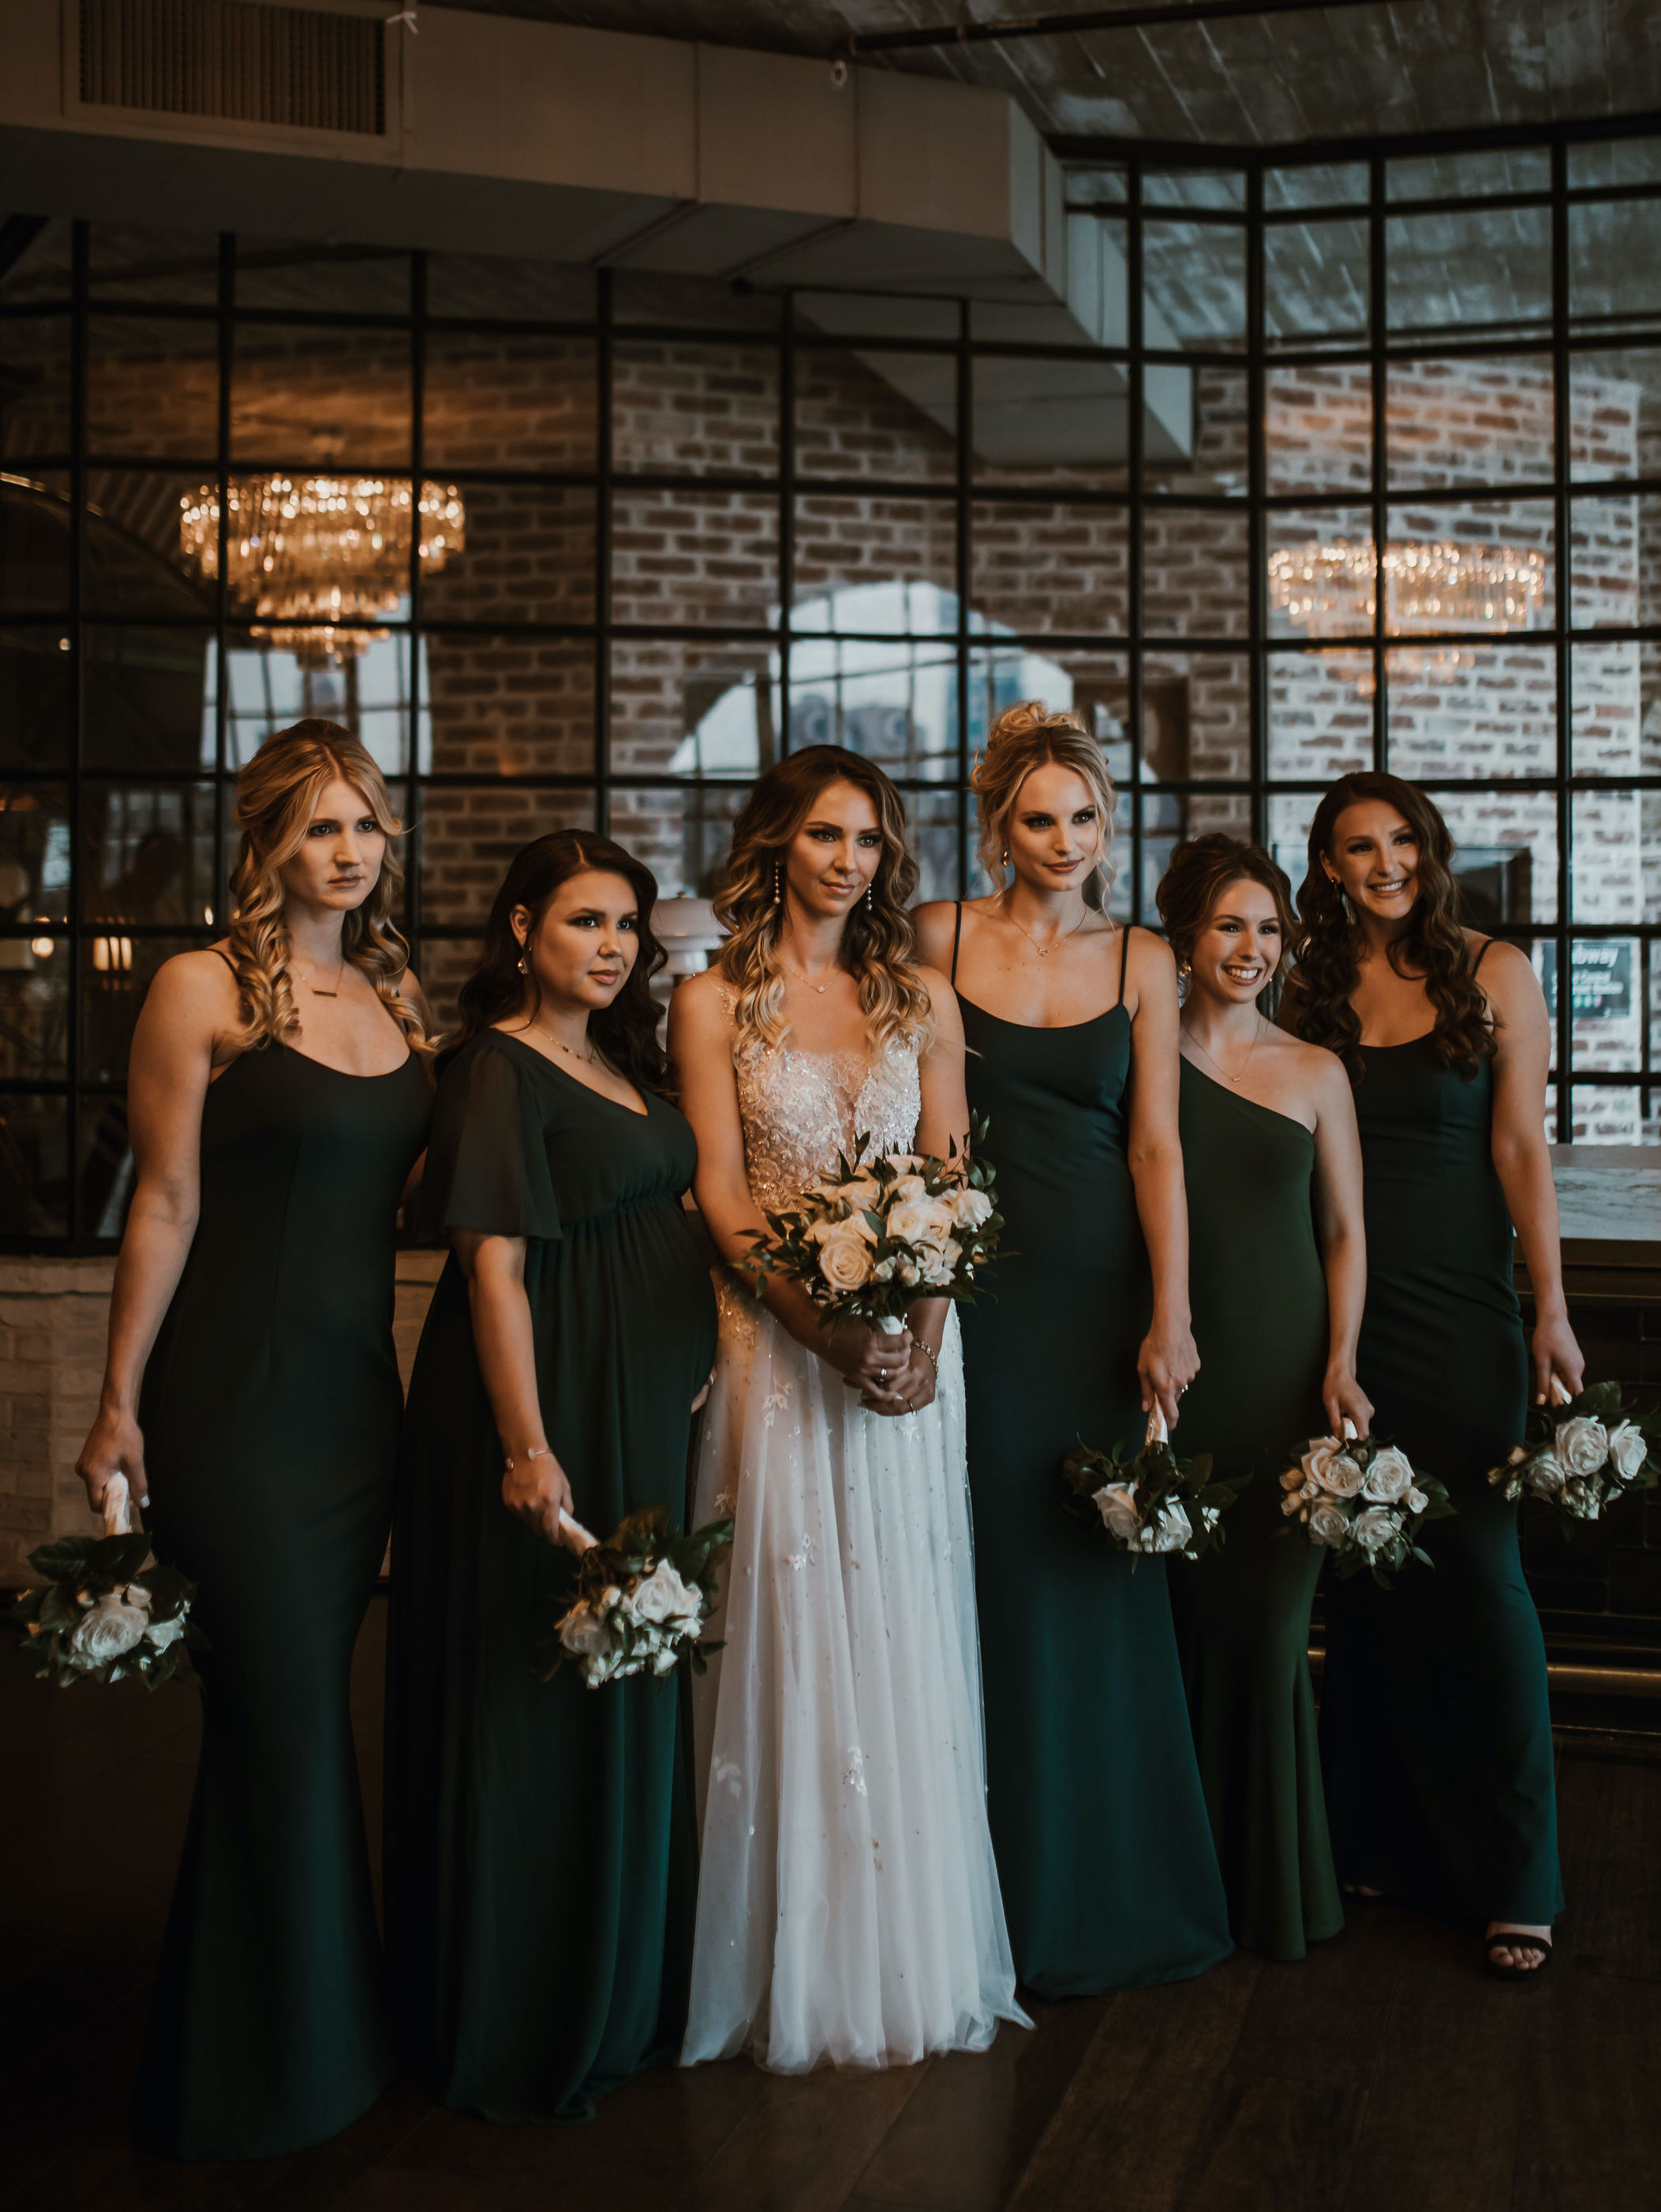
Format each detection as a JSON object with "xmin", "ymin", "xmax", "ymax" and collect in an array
[
  {"xmin": 223, "ymin": 719, "xmax": 431, "ymax": 1055},
  {"xmin": 971, "ymin": 700, "xmax": 1118, "ymax": 906}
]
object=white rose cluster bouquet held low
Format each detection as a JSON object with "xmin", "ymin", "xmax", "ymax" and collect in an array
[
  {"xmin": 744, "ymin": 1115, "xmax": 1002, "ymax": 1337},
  {"xmin": 1063, "ymin": 1406, "xmax": 1248, "ymax": 1565},
  {"xmin": 549, "ymin": 1504, "xmax": 734, "ymax": 1689},
  {"xmin": 1489, "ymin": 1377, "xmax": 1659, "ymax": 1530},
  {"xmin": 9, "ymin": 1474, "xmax": 203, "ymax": 1690},
  {"xmin": 1278, "ymin": 1428, "xmax": 1453, "ymax": 1586}
]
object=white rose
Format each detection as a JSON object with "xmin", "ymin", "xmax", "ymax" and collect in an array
[
  {"xmin": 1554, "ymin": 1414, "xmax": 1608, "ymax": 1478},
  {"xmin": 818, "ymin": 1227, "xmax": 876, "ymax": 1292},
  {"xmin": 1562, "ymin": 1479, "xmax": 1600, "ymax": 1522},
  {"xmin": 1351, "ymin": 1505, "xmax": 1397, "ymax": 1554},
  {"xmin": 872, "ymin": 1257, "xmax": 896, "ymax": 1282},
  {"xmin": 1405, "ymin": 1487, "xmax": 1428, "ymax": 1514},
  {"xmin": 917, "ymin": 1236, "xmax": 962, "ymax": 1288},
  {"xmin": 1361, "ymin": 1446, "xmax": 1414, "ymax": 1504},
  {"xmin": 558, "ymin": 1601, "xmax": 615, "ymax": 1660},
  {"xmin": 947, "ymin": 1184, "xmax": 993, "ymax": 1231},
  {"xmin": 888, "ymin": 1173, "xmax": 928, "ymax": 1205},
  {"xmin": 66, "ymin": 1591, "xmax": 149, "ymax": 1670},
  {"xmin": 1141, "ymin": 1499, "xmax": 1193, "ymax": 1554},
  {"xmin": 143, "ymin": 1611, "xmax": 187, "ymax": 1653},
  {"xmin": 887, "ymin": 1196, "xmax": 958, "ymax": 1249},
  {"xmin": 896, "ymin": 1257, "xmax": 920, "ymax": 1287},
  {"xmin": 1307, "ymin": 1501, "xmax": 1352, "ymax": 1548},
  {"xmin": 1524, "ymin": 1452, "xmax": 1565, "ymax": 1499},
  {"xmin": 1325, "ymin": 1455, "xmax": 1364, "ymax": 1498},
  {"xmin": 807, "ymin": 1209, "xmax": 876, "ymax": 1248},
  {"xmin": 631, "ymin": 1560, "xmax": 702, "ymax": 1634},
  {"xmin": 1281, "ymin": 1492, "xmax": 1308, "ymax": 1519},
  {"xmin": 840, "ymin": 1171, "xmax": 882, "ymax": 1213},
  {"xmin": 1092, "ymin": 1483, "xmax": 1143, "ymax": 1544},
  {"xmin": 651, "ymin": 1643, "xmax": 680, "ymax": 1676},
  {"xmin": 1299, "ymin": 1437, "xmax": 1341, "ymax": 1491},
  {"xmin": 585, "ymin": 1643, "xmax": 627, "ymax": 1686},
  {"xmin": 1607, "ymin": 1420, "xmax": 1648, "ymax": 1484}
]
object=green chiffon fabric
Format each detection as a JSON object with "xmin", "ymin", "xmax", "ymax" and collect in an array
[
  {"xmin": 133, "ymin": 1040, "xmax": 432, "ymax": 2161},
  {"xmin": 383, "ymin": 1031, "xmax": 718, "ymax": 2124},
  {"xmin": 1319, "ymin": 1029, "xmax": 1562, "ymax": 1932},
  {"xmin": 1166, "ymin": 1059, "xmax": 1344, "ymax": 1961},
  {"xmin": 956, "ymin": 918, "xmax": 1233, "ymax": 1997}
]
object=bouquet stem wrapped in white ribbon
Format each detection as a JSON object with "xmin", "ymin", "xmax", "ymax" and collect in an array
[
  {"xmin": 743, "ymin": 1115, "xmax": 1002, "ymax": 1332},
  {"xmin": 1489, "ymin": 1377, "xmax": 1659, "ymax": 1530},
  {"xmin": 549, "ymin": 1504, "xmax": 734, "ymax": 1688},
  {"xmin": 1063, "ymin": 1405, "xmax": 1247, "ymax": 1565},
  {"xmin": 1278, "ymin": 1423, "xmax": 1453, "ymax": 1586},
  {"xmin": 9, "ymin": 1475, "xmax": 204, "ymax": 1689}
]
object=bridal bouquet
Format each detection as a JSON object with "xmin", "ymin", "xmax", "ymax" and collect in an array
[
  {"xmin": 744, "ymin": 1115, "xmax": 1002, "ymax": 1343},
  {"xmin": 1489, "ymin": 1378, "xmax": 1659, "ymax": 1531},
  {"xmin": 1278, "ymin": 1430, "xmax": 1453, "ymax": 1586},
  {"xmin": 549, "ymin": 1504, "xmax": 734, "ymax": 1688},
  {"xmin": 1063, "ymin": 1407, "xmax": 1247, "ymax": 1564},
  {"xmin": 10, "ymin": 1475, "xmax": 202, "ymax": 1690}
]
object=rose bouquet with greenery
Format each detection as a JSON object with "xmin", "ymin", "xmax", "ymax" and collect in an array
[
  {"xmin": 743, "ymin": 1115, "xmax": 1002, "ymax": 1345},
  {"xmin": 548, "ymin": 1504, "xmax": 734, "ymax": 1688},
  {"xmin": 1489, "ymin": 1377, "xmax": 1659, "ymax": 1531},
  {"xmin": 1278, "ymin": 1429, "xmax": 1453, "ymax": 1586},
  {"xmin": 1063, "ymin": 1407, "xmax": 1248, "ymax": 1565},
  {"xmin": 10, "ymin": 1474, "xmax": 203, "ymax": 1689}
]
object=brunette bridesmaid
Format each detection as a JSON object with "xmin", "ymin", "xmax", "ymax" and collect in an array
[
  {"xmin": 384, "ymin": 831, "xmax": 717, "ymax": 2121},
  {"xmin": 915, "ymin": 701, "xmax": 1232, "ymax": 1995},
  {"xmin": 1285, "ymin": 772, "xmax": 1584, "ymax": 1980},
  {"xmin": 74, "ymin": 722, "xmax": 433, "ymax": 2159},
  {"xmin": 1156, "ymin": 835, "xmax": 1370, "ymax": 1961}
]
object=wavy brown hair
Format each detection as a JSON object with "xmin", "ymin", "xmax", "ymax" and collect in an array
[
  {"xmin": 224, "ymin": 719, "xmax": 429, "ymax": 1054},
  {"xmin": 1289, "ymin": 771, "xmax": 1495, "ymax": 1082},
  {"xmin": 441, "ymin": 831, "xmax": 669, "ymax": 1093},
  {"xmin": 970, "ymin": 700, "xmax": 1117, "ymax": 906},
  {"xmin": 714, "ymin": 745, "xmax": 931, "ymax": 1052},
  {"xmin": 1156, "ymin": 835, "xmax": 1296, "ymax": 992}
]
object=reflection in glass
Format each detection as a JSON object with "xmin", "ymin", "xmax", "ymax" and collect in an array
[
  {"xmin": 236, "ymin": 236, "xmax": 411, "ymax": 316},
  {"xmin": 209, "ymin": 632, "xmax": 431, "ymax": 776},
  {"xmin": 614, "ymin": 339, "xmax": 773, "ymax": 477},
  {"xmin": 88, "ymin": 315, "xmax": 219, "ymax": 460},
  {"xmin": 0, "ymin": 629, "xmax": 76, "ymax": 770},
  {"xmin": 1570, "ymin": 495, "xmax": 1661, "ymax": 632},
  {"xmin": 425, "ymin": 331, "xmax": 597, "ymax": 471},
  {"xmin": 1386, "ymin": 207, "xmax": 1550, "ymax": 338},
  {"xmin": 1386, "ymin": 643, "xmax": 1556, "ymax": 781},
  {"xmin": 1266, "ymin": 365, "xmax": 1371, "ymax": 495},
  {"xmin": 0, "ymin": 784, "xmax": 71, "ymax": 926},
  {"xmin": 1144, "ymin": 172, "xmax": 1246, "ymax": 211},
  {"xmin": 796, "ymin": 345, "xmax": 956, "ymax": 482},
  {"xmin": 421, "ymin": 483, "xmax": 594, "ymax": 630},
  {"xmin": 83, "ymin": 471, "xmax": 215, "ymax": 622},
  {"xmin": 1268, "ymin": 509, "xmax": 1375, "ymax": 637},
  {"xmin": 795, "ymin": 499, "xmax": 954, "ymax": 623},
  {"xmin": 1569, "ymin": 349, "xmax": 1661, "ymax": 480},
  {"xmin": 231, "ymin": 323, "xmax": 412, "ymax": 469},
  {"xmin": 84, "ymin": 627, "xmax": 214, "ymax": 772},
  {"xmin": 417, "ymin": 787, "xmax": 597, "ymax": 932},
  {"xmin": 973, "ymin": 503, "xmax": 1129, "ymax": 637},
  {"xmin": 0, "ymin": 1092, "xmax": 69, "ymax": 1238},
  {"xmin": 1144, "ymin": 222, "xmax": 1247, "ymax": 349},
  {"xmin": 1, "ymin": 313, "xmax": 71, "ymax": 459},
  {"xmin": 1265, "ymin": 164, "xmax": 1368, "ymax": 210},
  {"xmin": 1388, "ymin": 150, "xmax": 1550, "ymax": 200},
  {"xmin": 1268, "ymin": 649, "xmax": 1375, "ymax": 780},
  {"xmin": 1567, "ymin": 140, "xmax": 1661, "ymax": 191},
  {"xmin": 1385, "ymin": 500, "xmax": 1554, "ymax": 636},
  {"xmin": 1560, "ymin": 935, "xmax": 1644, "ymax": 1141},
  {"xmin": 974, "ymin": 355, "xmax": 1137, "ymax": 489},
  {"xmin": 1432, "ymin": 787, "xmax": 1558, "ymax": 922},
  {"xmin": 612, "ymin": 486, "xmax": 774, "ymax": 628},
  {"xmin": 1571, "ymin": 641, "xmax": 1653, "ymax": 776},
  {"xmin": 1386, "ymin": 356, "xmax": 1554, "ymax": 491},
  {"xmin": 0, "ymin": 934, "xmax": 65, "ymax": 1080},
  {"xmin": 83, "ymin": 783, "xmax": 219, "ymax": 932},
  {"xmin": 0, "ymin": 470, "xmax": 73, "ymax": 611},
  {"xmin": 1569, "ymin": 202, "xmax": 1661, "ymax": 329},
  {"xmin": 1143, "ymin": 508, "xmax": 1248, "ymax": 641},
  {"xmin": 1265, "ymin": 220, "xmax": 1368, "ymax": 347}
]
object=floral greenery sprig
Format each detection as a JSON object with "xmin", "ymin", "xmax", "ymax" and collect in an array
[
  {"xmin": 1063, "ymin": 1416, "xmax": 1248, "ymax": 1566},
  {"xmin": 10, "ymin": 1477, "xmax": 202, "ymax": 1689},
  {"xmin": 1489, "ymin": 1378, "xmax": 1660, "ymax": 1533},
  {"xmin": 743, "ymin": 1112, "xmax": 1003, "ymax": 1330},
  {"xmin": 548, "ymin": 1504, "xmax": 735, "ymax": 1689},
  {"xmin": 1278, "ymin": 1432, "xmax": 1454, "ymax": 1587}
]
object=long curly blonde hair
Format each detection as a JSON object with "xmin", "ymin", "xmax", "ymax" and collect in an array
[
  {"xmin": 715, "ymin": 745, "xmax": 933, "ymax": 1053},
  {"xmin": 223, "ymin": 719, "xmax": 431, "ymax": 1055},
  {"xmin": 971, "ymin": 700, "xmax": 1118, "ymax": 905}
]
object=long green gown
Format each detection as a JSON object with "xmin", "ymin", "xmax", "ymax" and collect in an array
[
  {"xmin": 384, "ymin": 1030, "xmax": 718, "ymax": 2123},
  {"xmin": 1166, "ymin": 1059, "xmax": 1345, "ymax": 1960},
  {"xmin": 953, "ymin": 913, "xmax": 1233, "ymax": 1996},
  {"xmin": 134, "ymin": 1034, "xmax": 432, "ymax": 2161},
  {"xmin": 1317, "ymin": 1004, "xmax": 1562, "ymax": 1931}
]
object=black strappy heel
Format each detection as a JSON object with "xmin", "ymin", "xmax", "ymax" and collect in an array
[{"xmin": 1485, "ymin": 1930, "xmax": 1553, "ymax": 1982}]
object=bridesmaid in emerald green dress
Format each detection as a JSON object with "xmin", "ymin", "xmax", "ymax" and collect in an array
[
  {"xmin": 73, "ymin": 723, "xmax": 432, "ymax": 2158},
  {"xmin": 1288, "ymin": 772, "xmax": 1584, "ymax": 1981},
  {"xmin": 915, "ymin": 701, "xmax": 1232, "ymax": 1996},
  {"xmin": 385, "ymin": 830, "xmax": 717, "ymax": 2121},
  {"xmin": 1154, "ymin": 835, "xmax": 1371, "ymax": 1961}
]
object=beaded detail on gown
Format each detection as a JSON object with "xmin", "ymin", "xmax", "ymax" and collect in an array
[{"xmin": 683, "ymin": 1026, "xmax": 1026, "ymax": 2072}]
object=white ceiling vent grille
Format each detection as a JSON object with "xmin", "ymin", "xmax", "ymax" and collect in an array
[{"xmin": 79, "ymin": 0, "xmax": 385, "ymax": 136}]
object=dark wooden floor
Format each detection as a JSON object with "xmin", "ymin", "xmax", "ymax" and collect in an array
[{"xmin": 6, "ymin": 1598, "xmax": 1661, "ymax": 2212}]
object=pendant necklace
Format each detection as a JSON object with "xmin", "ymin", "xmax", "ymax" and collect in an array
[
  {"xmin": 1001, "ymin": 893, "xmax": 1088, "ymax": 960},
  {"xmin": 1185, "ymin": 1018, "xmax": 1263, "ymax": 1089},
  {"xmin": 531, "ymin": 1018, "xmax": 597, "ymax": 1067},
  {"xmin": 301, "ymin": 956, "xmax": 346, "ymax": 999},
  {"xmin": 783, "ymin": 961, "xmax": 836, "ymax": 996}
]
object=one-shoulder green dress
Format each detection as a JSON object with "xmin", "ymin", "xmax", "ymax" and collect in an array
[
  {"xmin": 1167, "ymin": 1059, "xmax": 1344, "ymax": 1960},
  {"xmin": 1318, "ymin": 1003, "xmax": 1561, "ymax": 1932},
  {"xmin": 384, "ymin": 1031, "xmax": 718, "ymax": 2123},
  {"xmin": 954, "ymin": 914, "xmax": 1233, "ymax": 1995},
  {"xmin": 135, "ymin": 1033, "xmax": 432, "ymax": 2161}
]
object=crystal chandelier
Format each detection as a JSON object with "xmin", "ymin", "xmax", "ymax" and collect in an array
[
  {"xmin": 180, "ymin": 476, "xmax": 466, "ymax": 669},
  {"xmin": 1269, "ymin": 537, "xmax": 1547, "ymax": 686}
]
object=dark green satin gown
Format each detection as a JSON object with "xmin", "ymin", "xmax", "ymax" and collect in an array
[
  {"xmin": 384, "ymin": 1031, "xmax": 718, "ymax": 2123},
  {"xmin": 954, "ymin": 914, "xmax": 1233, "ymax": 1996},
  {"xmin": 1319, "ymin": 1010, "xmax": 1562, "ymax": 1931},
  {"xmin": 1167, "ymin": 1059, "xmax": 1344, "ymax": 1960},
  {"xmin": 134, "ymin": 1036, "xmax": 432, "ymax": 2161}
]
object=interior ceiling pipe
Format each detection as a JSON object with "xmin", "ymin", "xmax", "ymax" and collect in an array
[{"xmin": 843, "ymin": 0, "xmax": 1441, "ymax": 59}]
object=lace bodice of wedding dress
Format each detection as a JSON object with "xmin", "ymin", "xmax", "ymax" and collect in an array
[{"xmin": 732, "ymin": 1034, "xmax": 922, "ymax": 1217}]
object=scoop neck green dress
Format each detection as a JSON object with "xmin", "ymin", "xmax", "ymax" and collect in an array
[
  {"xmin": 1317, "ymin": 1006, "xmax": 1562, "ymax": 1933},
  {"xmin": 134, "ymin": 1034, "xmax": 432, "ymax": 2161},
  {"xmin": 1167, "ymin": 1059, "xmax": 1345, "ymax": 1960},
  {"xmin": 953, "ymin": 911, "xmax": 1233, "ymax": 1995},
  {"xmin": 384, "ymin": 1029, "xmax": 718, "ymax": 2124}
]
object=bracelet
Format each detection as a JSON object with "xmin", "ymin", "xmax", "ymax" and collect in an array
[
  {"xmin": 917, "ymin": 1340, "xmax": 939, "ymax": 1377},
  {"xmin": 503, "ymin": 1444, "xmax": 552, "ymax": 1474}
]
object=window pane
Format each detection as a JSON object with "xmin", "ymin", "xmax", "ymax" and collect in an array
[
  {"xmin": 1266, "ymin": 364, "xmax": 1371, "ymax": 495},
  {"xmin": 1389, "ymin": 150, "xmax": 1550, "ymax": 200},
  {"xmin": 1569, "ymin": 140, "xmax": 1661, "ymax": 190},
  {"xmin": 428, "ymin": 636, "xmax": 592, "ymax": 779},
  {"xmin": 612, "ymin": 486, "xmax": 774, "ymax": 630},
  {"xmin": 1569, "ymin": 202, "xmax": 1661, "ymax": 331},
  {"xmin": 1569, "ymin": 349, "xmax": 1661, "ymax": 480},
  {"xmin": 1265, "ymin": 219, "xmax": 1369, "ymax": 349},
  {"xmin": 88, "ymin": 314, "xmax": 218, "ymax": 461},
  {"xmin": 425, "ymin": 331, "xmax": 597, "ymax": 470},
  {"xmin": 1386, "ymin": 207, "xmax": 1550, "ymax": 338},
  {"xmin": 975, "ymin": 356, "xmax": 1132, "ymax": 492},
  {"xmin": 236, "ymin": 234, "xmax": 411, "ymax": 316},
  {"xmin": 232, "ymin": 324, "xmax": 412, "ymax": 469},
  {"xmin": 93, "ymin": 224, "xmax": 218, "ymax": 307},
  {"xmin": 1572, "ymin": 641, "xmax": 1656, "ymax": 776},
  {"xmin": 1, "ymin": 313, "xmax": 70, "ymax": 461},
  {"xmin": 84, "ymin": 626, "xmax": 215, "ymax": 772},
  {"xmin": 789, "ymin": 637, "xmax": 960, "ymax": 783},
  {"xmin": 84, "ymin": 469, "xmax": 216, "ymax": 622},
  {"xmin": 1435, "ymin": 789, "xmax": 1558, "ymax": 923},
  {"xmin": 0, "ymin": 933, "xmax": 65, "ymax": 1079},
  {"xmin": 1570, "ymin": 494, "xmax": 1661, "ymax": 631},
  {"xmin": 795, "ymin": 498, "xmax": 953, "ymax": 629},
  {"xmin": 1386, "ymin": 357, "xmax": 1554, "ymax": 491},
  {"xmin": 1144, "ymin": 222, "xmax": 1246, "ymax": 351},
  {"xmin": 0, "ymin": 1093, "xmax": 69, "ymax": 1237},
  {"xmin": 428, "ymin": 252, "xmax": 594, "ymax": 322},
  {"xmin": 1265, "ymin": 164, "xmax": 1368, "ymax": 211},
  {"xmin": 614, "ymin": 338, "xmax": 776, "ymax": 478},
  {"xmin": 1268, "ymin": 648, "xmax": 1375, "ymax": 780},
  {"xmin": 1150, "ymin": 368, "xmax": 1244, "ymax": 498},
  {"xmin": 1572, "ymin": 793, "xmax": 1643, "ymax": 929},
  {"xmin": 0, "ymin": 469, "xmax": 73, "ymax": 613},
  {"xmin": 1384, "ymin": 499, "xmax": 1554, "ymax": 636},
  {"xmin": 1385, "ymin": 643, "xmax": 1556, "ymax": 780},
  {"xmin": 82, "ymin": 782, "xmax": 219, "ymax": 929},
  {"xmin": 974, "ymin": 502, "xmax": 1129, "ymax": 637},
  {"xmin": 1143, "ymin": 507, "xmax": 1248, "ymax": 641},
  {"xmin": 797, "ymin": 343, "xmax": 956, "ymax": 483},
  {"xmin": 418, "ymin": 787, "xmax": 597, "ymax": 934},
  {"xmin": 421, "ymin": 484, "xmax": 595, "ymax": 629},
  {"xmin": 1144, "ymin": 172, "xmax": 1245, "ymax": 211},
  {"xmin": 0, "ymin": 627, "xmax": 76, "ymax": 770},
  {"xmin": 0, "ymin": 783, "xmax": 71, "ymax": 926},
  {"xmin": 81, "ymin": 932, "xmax": 208, "ymax": 1086},
  {"xmin": 1268, "ymin": 788, "xmax": 1321, "ymax": 891},
  {"xmin": 616, "ymin": 781, "xmax": 751, "ymax": 906},
  {"xmin": 214, "ymin": 636, "xmax": 426, "ymax": 776},
  {"xmin": 1268, "ymin": 507, "xmax": 1375, "ymax": 639}
]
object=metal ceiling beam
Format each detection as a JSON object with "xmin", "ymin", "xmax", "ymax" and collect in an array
[{"xmin": 844, "ymin": 0, "xmax": 1438, "ymax": 59}]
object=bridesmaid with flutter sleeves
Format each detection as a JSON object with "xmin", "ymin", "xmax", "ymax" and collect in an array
[
  {"xmin": 1285, "ymin": 770, "xmax": 1584, "ymax": 1981},
  {"xmin": 73, "ymin": 721, "xmax": 433, "ymax": 2160}
]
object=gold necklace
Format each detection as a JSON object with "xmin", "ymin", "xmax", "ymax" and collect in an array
[
  {"xmin": 297, "ymin": 956, "xmax": 346, "ymax": 998},
  {"xmin": 1184, "ymin": 1018, "xmax": 1263, "ymax": 1089},
  {"xmin": 782, "ymin": 960, "xmax": 838, "ymax": 996},
  {"xmin": 1001, "ymin": 894, "xmax": 1090, "ymax": 960},
  {"xmin": 530, "ymin": 1019, "xmax": 597, "ymax": 1067}
]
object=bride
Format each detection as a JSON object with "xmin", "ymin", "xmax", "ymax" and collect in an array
[{"xmin": 671, "ymin": 745, "xmax": 1026, "ymax": 2072}]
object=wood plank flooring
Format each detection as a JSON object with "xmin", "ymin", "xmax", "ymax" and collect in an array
[{"xmin": 5, "ymin": 1597, "xmax": 1660, "ymax": 2212}]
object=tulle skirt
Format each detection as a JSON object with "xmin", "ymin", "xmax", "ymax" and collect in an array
[{"xmin": 682, "ymin": 1279, "xmax": 1027, "ymax": 2072}]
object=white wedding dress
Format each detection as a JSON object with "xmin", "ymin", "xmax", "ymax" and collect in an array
[{"xmin": 681, "ymin": 1025, "xmax": 1027, "ymax": 2072}]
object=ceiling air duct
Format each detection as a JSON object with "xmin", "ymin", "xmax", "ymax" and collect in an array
[{"xmin": 77, "ymin": 0, "xmax": 385, "ymax": 137}]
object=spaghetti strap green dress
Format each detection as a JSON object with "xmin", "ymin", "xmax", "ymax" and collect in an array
[
  {"xmin": 133, "ymin": 1030, "xmax": 432, "ymax": 2161},
  {"xmin": 1166, "ymin": 1060, "xmax": 1344, "ymax": 1960},
  {"xmin": 954, "ymin": 914, "xmax": 1233, "ymax": 1996},
  {"xmin": 384, "ymin": 1030, "xmax": 719, "ymax": 2124},
  {"xmin": 1316, "ymin": 964, "xmax": 1562, "ymax": 1932}
]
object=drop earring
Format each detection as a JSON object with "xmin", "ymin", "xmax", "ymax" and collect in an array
[
  {"xmin": 773, "ymin": 861, "xmax": 782, "ymax": 906},
  {"xmin": 516, "ymin": 948, "xmax": 528, "ymax": 975},
  {"xmin": 866, "ymin": 881, "xmax": 875, "ymax": 910}
]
